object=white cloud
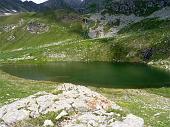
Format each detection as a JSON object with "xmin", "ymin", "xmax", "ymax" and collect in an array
[{"xmin": 22, "ymin": 0, "xmax": 48, "ymax": 4}]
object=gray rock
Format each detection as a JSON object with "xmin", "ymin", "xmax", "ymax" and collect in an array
[
  {"xmin": 27, "ymin": 22, "xmax": 49, "ymax": 34},
  {"xmin": 0, "ymin": 83, "xmax": 144, "ymax": 127},
  {"xmin": 43, "ymin": 120, "xmax": 54, "ymax": 127},
  {"xmin": 7, "ymin": 35, "xmax": 15, "ymax": 41},
  {"xmin": 109, "ymin": 114, "xmax": 144, "ymax": 127},
  {"xmin": 56, "ymin": 110, "xmax": 68, "ymax": 120},
  {"xmin": 2, "ymin": 109, "xmax": 30, "ymax": 124},
  {"xmin": 0, "ymin": 122, "xmax": 8, "ymax": 127}
]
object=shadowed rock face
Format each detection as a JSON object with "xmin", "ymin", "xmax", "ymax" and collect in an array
[
  {"xmin": 60, "ymin": 0, "xmax": 170, "ymax": 14},
  {"xmin": 0, "ymin": 83, "xmax": 144, "ymax": 127},
  {"xmin": 42, "ymin": 0, "xmax": 84, "ymax": 9},
  {"xmin": 141, "ymin": 48, "xmax": 153, "ymax": 61},
  {"xmin": 104, "ymin": 0, "xmax": 170, "ymax": 15},
  {"xmin": 42, "ymin": 0, "xmax": 67, "ymax": 9},
  {"xmin": 1, "ymin": 0, "xmax": 169, "ymax": 15}
]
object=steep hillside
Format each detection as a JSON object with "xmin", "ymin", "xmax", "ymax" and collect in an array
[
  {"xmin": 0, "ymin": 1, "xmax": 170, "ymax": 71},
  {"xmin": 42, "ymin": 0, "xmax": 68, "ymax": 10},
  {"xmin": 0, "ymin": 9, "xmax": 169, "ymax": 72},
  {"xmin": 42, "ymin": 0, "xmax": 84, "ymax": 10},
  {"xmin": 85, "ymin": 7, "xmax": 170, "ymax": 38},
  {"xmin": 0, "ymin": 10, "xmax": 86, "ymax": 50}
]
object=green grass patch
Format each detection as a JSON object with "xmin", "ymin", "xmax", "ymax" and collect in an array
[
  {"xmin": 146, "ymin": 88, "xmax": 170, "ymax": 98},
  {"xmin": 0, "ymin": 70, "xmax": 57, "ymax": 105}
]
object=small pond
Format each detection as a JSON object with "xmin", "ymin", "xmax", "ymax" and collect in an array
[{"xmin": 1, "ymin": 62, "xmax": 170, "ymax": 88}]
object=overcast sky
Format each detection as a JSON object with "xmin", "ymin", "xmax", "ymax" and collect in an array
[{"xmin": 21, "ymin": 0, "xmax": 48, "ymax": 4}]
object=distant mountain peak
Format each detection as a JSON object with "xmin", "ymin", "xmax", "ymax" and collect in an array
[{"xmin": 0, "ymin": 0, "xmax": 170, "ymax": 16}]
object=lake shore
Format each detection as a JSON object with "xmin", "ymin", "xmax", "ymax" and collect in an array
[{"xmin": 0, "ymin": 69, "xmax": 169, "ymax": 127}]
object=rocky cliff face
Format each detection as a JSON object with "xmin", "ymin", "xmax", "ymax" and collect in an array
[
  {"xmin": 1, "ymin": 0, "xmax": 170, "ymax": 15},
  {"xmin": 42, "ymin": 0, "xmax": 67, "ymax": 10},
  {"xmin": 59, "ymin": 0, "xmax": 170, "ymax": 15},
  {"xmin": 42, "ymin": 0, "xmax": 84, "ymax": 10},
  {"xmin": 85, "ymin": 6, "xmax": 170, "ymax": 38},
  {"xmin": 104, "ymin": 0, "xmax": 170, "ymax": 16}
]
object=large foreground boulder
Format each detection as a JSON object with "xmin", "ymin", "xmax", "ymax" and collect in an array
[{"xmin": 0, "ymin": 83, "xmax": 144, "ymax": 127}]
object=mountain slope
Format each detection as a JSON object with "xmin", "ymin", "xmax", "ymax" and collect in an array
[
  {"xmin": 104, "ymin": 0, "xmax": 170, "ymax": 16},
  {"xmin": 0, "ymin": 9, "xmax": 169, "ymax": 70},
  {"xmin": 0, "ymin": 0, "xmax": 44, "ymax": 15},
  {"xmin": 0, "ymin": 0, "xmax": 26, "ymax": 14},
  {"xmin": 1, "ymin": 0, "xmax": 170, "ymax": 15},
  {"xmin": 0, "ymin": 1, "xmax": 169, "ymax": 70},
  {"xmin": 42, "ymin": 0, "xmax": 67, "ymax": 10},
  {"xmin": 42, "ymin": 0, "xmax": 84, "ymax": 10},
  {"xmin": 0, "ymin": 10, "xmax": 86, "ymax": 50}
]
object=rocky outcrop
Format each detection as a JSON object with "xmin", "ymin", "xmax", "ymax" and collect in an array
[
  {"xmin": 0, "ymin": 19, "xmax": 24, "ymax": 33},
  {"xmin": 103, "ymin": 0, "xmax": 170, "ymax": 16},
  {"xmin": 7, "ymin": 35, "xmax": 15, "ymax": 41},
  {"xmin": 0, "ymin": 24, "xmax": 17, "ymax": 32},
  {"xmin": 86, "ymin": 6, "xmax": 170, "ymax": 38},
  {"xmin": 27, "ymin": 22, "xmax": 49, "ymax": 34},
  {"xmin": 0, "ymin": 83, "xmax": 144, "ymax": 127},
  {"xmin": 86, "ymin": 13, "xmax": 142, "ymax": 38},
  {"xmin": 148, "ymin": 58, "xmax": 170, "ymax": 71},
  {"xmin": 60, "ymin": 110, "xmax": 143, "ymax": 127},
  {"xmin": 141, "ymin": 48, "xmax": 153, "ymax": 61}
]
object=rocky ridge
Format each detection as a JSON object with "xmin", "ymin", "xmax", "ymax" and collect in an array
[
  {"xmin": 0, "ymin": 83, "xmax": 144, "ymax": 127},
  {"xmin": 85, "ymin": 6, "xmax": 170, "ymax": 38},
  {"xmin": 1, "ymin": 0, "xmax": 170, "ymax": 16}
]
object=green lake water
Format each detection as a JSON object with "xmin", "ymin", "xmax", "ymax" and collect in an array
[{"xmin": 1, "ymin": 62, "xmax": 170, "ymax": 88}]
